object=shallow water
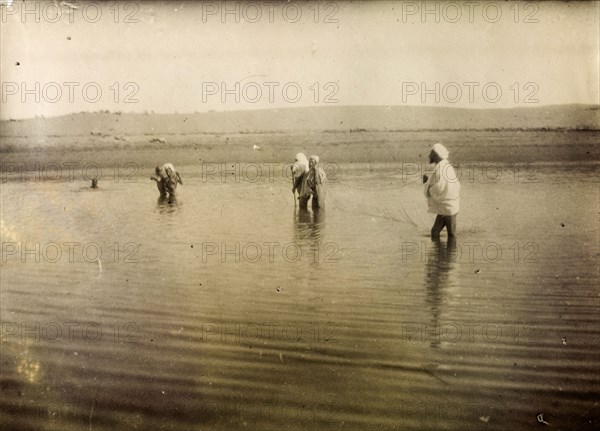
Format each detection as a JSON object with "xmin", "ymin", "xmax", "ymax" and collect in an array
[{"xmin": 1, "ymin": 162, "xmax": 599, "ymax": 430}]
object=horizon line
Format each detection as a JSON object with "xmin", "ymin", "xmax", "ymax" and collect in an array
[{"xmin": 2, "ymin": 103, "xmax": 599, "ymax": 122}]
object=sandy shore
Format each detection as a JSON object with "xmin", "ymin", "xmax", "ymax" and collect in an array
[{"xmin": 1, "ymin": 130, "xmax": 599, "ymax": 171}]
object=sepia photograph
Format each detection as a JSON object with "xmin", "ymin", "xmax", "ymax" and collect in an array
[{"xmin": 0, "ymin": 1, "xmax": 599, "ymax": 429}]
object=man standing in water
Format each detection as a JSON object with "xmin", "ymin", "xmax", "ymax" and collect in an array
[
  {"xmin": 422, "ymin": 143, "xmax": 460, "ymax": 238},
  {"xmin": 151, "ymin": 163, "xmax": 183, "ymax": 199},
  {"xmin": 307, "ymin": 155, "xmax": 326, "ymax": 209},
  {"xmin": 163, "ymin": 163, "xmax": 183, "ymax": 197},
  {"xmin": 291, "ymin": 153, "xmax": 310, "ymax": 209},
  {"xmin": 151, "ymin": 165, "xmax": 169, "ymax": 197}
]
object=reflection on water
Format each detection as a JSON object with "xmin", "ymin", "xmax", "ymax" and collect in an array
[
  {"xmin": 1, "ymin": 163, "xmax": 599, "ymax": 431},
  {"xmin": 156, "ymin": 195, "xmax": 180, "ymax": 213},
  {"xmin": 425, "ymin": 238, "xmax": 459, "ymax": 348},
  {"xmin": 293, "ymin": 209, "xmax": 326, "ymax": 269},
  {"xmin": 293, "ymin": 208, "xmax": 325, "ymax": 243}
]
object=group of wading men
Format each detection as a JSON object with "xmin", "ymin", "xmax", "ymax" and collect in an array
[
  {"xmin": 150, "ymin": 154, "xmax": 327, "ymax": 209},
  {"xmin": 150, "ymin": 163, "xmax": 183, "ymax": 201},
  {"xmin": 150, "ymin": 143, "xmax": 460, "ymax": 238}
]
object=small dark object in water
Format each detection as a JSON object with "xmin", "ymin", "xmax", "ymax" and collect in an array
[
  {"xmin": 474, "ymin": 269, "xmax": 481, "ymax": 274},
  {"xmin": 560, "ymin": 223, "xmax": 565, "ymax": 227},
  {"xmin": 91, "ymin": 179, "xmax": 98, "ymax": 188}
]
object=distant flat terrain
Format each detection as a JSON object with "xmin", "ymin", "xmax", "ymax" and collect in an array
[
  {"xmin": 2, "ymin": 105, "xmax": 599, "ymax": 136},
  {"xmin": 1, "ymin": 105, "xmax": 598, "ymax": 165},
  {"xmin": 0, "ymin": 130, "xmax": 598, "ymax": 170}
]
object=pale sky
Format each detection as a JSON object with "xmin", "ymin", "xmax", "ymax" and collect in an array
[{"xmin": 1, "ymin": 0, "xmax": 598, "ymax": 119}]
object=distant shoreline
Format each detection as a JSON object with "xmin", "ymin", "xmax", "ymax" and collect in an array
[
  {"xmin": 1, "ymin": 129, "xmax": 598, "ymax": 166},
  {"xmin": 2, "ymin": 105, "xmax": 598, "ymax": 164},
  {"xmin": 2, "ymin": 126, "xmax": 599, "ymax": 138}
]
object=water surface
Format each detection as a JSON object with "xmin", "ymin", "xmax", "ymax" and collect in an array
[{"xmin": 1, "ymin": 162, "xmax": 599, "ymax": 430}]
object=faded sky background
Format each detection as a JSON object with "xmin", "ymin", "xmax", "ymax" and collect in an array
[{"xmin": 1, "ymin": 0, "xmax": 598, "ymax": 119}]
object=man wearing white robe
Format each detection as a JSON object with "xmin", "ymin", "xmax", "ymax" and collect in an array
[
  {"xmin": 423, "ymin": 143, "xmax": 460, "ymax": 238},
  {"xmin": 292, "ymin": 153, "xmax": 310, "ymax": 209}
]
